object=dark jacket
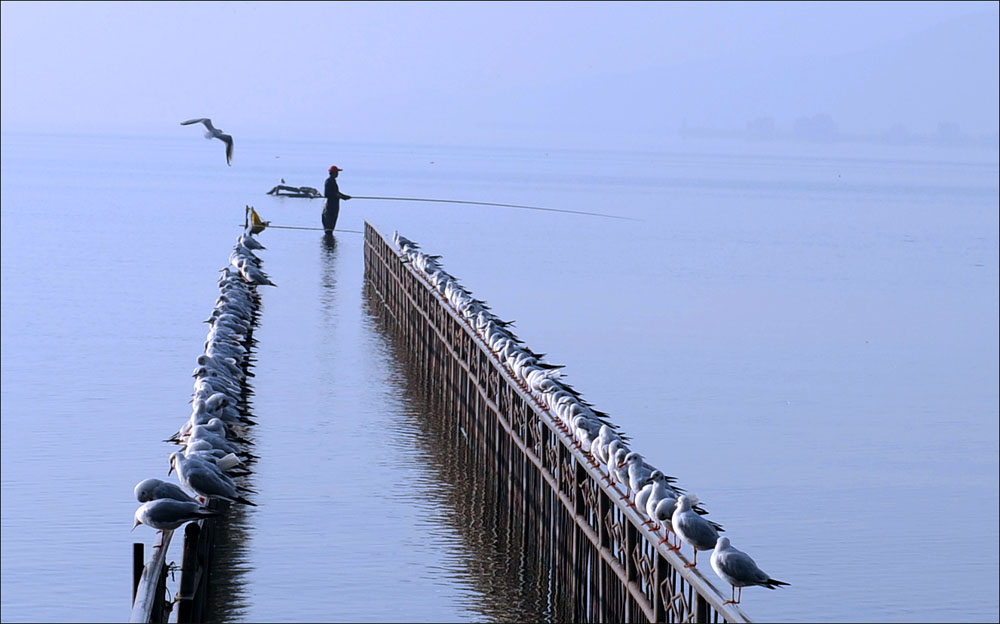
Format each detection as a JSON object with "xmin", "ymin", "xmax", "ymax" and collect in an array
[
  {"xmin": 322, "ymin": 175, "xmax": 350, "ymax": 231},
  {"xmin": 324, "ymin": 176, "xmax": 350, "ymax": 202}
]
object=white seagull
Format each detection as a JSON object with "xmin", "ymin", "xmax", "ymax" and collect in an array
[
  {"xmin": 672, "ymin": 495, "xmax": 725, "ymax": 568},
  {"xmin": 133, "ymin": 498, "xmax": 221, "ymax": 531},
  {"xmin": 180, "ymin": 118, "xmax": 234, "ymax": 166},
  {"xmin": 134, "ymin": 477, "xmax": 197, "ymax": 503},
  {"xmin": 710, "ymin": 537, "xmax": 789, "ymax": 604},
  {"xmin": 169, "ymin": 451, "xmax": 256, "ymax": 506}
]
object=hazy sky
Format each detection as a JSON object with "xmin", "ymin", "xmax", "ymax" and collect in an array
[{"xmin": 2, "ymin": 1, "xmax": 997, "ymax": 149}]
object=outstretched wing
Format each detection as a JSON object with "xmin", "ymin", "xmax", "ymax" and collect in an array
[
  {"xmin": 180, "ymin": 118, "xmax": 216, "ymax": 132},
  {"xmin": 221, "ymin": 134, "xmax": 234, "ymax": 165}
]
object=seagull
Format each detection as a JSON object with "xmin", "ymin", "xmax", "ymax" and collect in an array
[
  {"xmin": 710, "ymin": 537, "xmax": 790, "ymax": 604},
  {"xmin": 180, "ymin": 118, "xmax": 234, "ymax": 166},
  {"xmin": 671, "ymin": 495, "xmax": 724, "ymax": 568},
  {"xmin": 133, "ymin": 498, "xmax": 221, "ymax": 531},
  {"xmin": 134, "ymin": 478, "xmax": 198, "ymax": 503},
  {"xmin": 169, "ymin": 451, "xmax": 256, "ymax": 506},
  {"xmin": 623, "ymin": 452, "xmax": 654, "ymax": 505},
  {"xmin": 634, "ymin": 472, "xmax": 659, "ymax": 517},
  {"xmin": 641, "ymin": 471, "xmax": 678, "ymax": 526},
  {"xmin": 652, "ymin": 491, "xmax": 703, "ymax": 548}
]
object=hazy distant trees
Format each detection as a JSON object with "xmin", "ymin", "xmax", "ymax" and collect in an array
[
  {"xmin": 684, "ymin": 113, "xmax": 998, "ymax": 148},
  {"xmin": 792, "ymin": 113, "xmax": 839, "ymax": 142}
]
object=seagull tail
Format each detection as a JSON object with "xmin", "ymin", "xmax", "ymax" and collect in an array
[
  {"xmin": 234, "ymin": 495, "xmax": 258, "ymax": 507},
  {"xmin": 764, "ymin": 578, "xmax": 790, "ymax": 589}
]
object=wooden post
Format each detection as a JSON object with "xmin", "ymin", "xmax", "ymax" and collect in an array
[
  {"xmin": 132, "ymin": 543, "xmax": 144, "ymax": 606},
  {"xmin": 176, "ymin": 522, "xmax": 201, "ymax": 622}
]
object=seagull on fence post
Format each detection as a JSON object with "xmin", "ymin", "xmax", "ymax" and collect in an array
[
  {"xmin": 672, "ymin": 494, "xmax": 724, "ymax": 568},
  {"xmin": 710, "ymin": 537, "xmax": 790, "ymax": 604},
  {"xmin": 180, "ymin": 118, "xmax": 234, "ymax": 165}
]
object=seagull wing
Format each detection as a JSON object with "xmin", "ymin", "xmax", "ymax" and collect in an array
[
  {"xmin": 220, "ymin": 134, "xmax": 234, "ymax": 165},
  {"xmin": 720, "ymin": 548, "xmax": 771, "ymax": 587},
  {"xmin": 180, "ymin": 118, "xmax": 217, "ymax": 133}
]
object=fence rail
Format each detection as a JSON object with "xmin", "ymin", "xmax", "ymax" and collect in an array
[{"xmin": 363, "ymin": 221, "xmax": 751, "ymax": 623}]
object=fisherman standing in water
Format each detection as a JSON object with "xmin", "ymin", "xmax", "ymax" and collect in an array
[{"xmin": 323, "ymin": 165, "xmax": 351, "ymax": 233}]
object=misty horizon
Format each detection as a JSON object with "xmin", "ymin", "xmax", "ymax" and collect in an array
[{"xmin": 2, "ymin": 2, "xmax": 997, "ymax": 153}]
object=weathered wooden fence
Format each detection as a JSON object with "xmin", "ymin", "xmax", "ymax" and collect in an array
[{"xmin": 363, "ymin": 221, "xmax": 751, "ymax": 623}]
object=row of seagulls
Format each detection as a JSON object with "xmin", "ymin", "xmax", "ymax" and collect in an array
[
  {"xmin": 180, "ymin": 118, "xmax": 234, "ymax": 166},
  {"xmin": 391, "ymin": 229, "xmax": 788, "ymax": 605},
  {"xmin": 133, "ymin": 228, "xmax": 270, "ymax": 533}
]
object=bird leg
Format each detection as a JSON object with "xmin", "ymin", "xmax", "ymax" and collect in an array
[
  {"xmin": 724, "ymin": 585, "xmax": 737, "ymax": 605},
  {"xmin": 684, "ymin": 550, "xmax": 698, "ymax": 568}
]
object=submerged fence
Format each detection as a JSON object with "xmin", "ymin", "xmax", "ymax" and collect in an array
[{"xmin": 363, "ymin": 221, "xmax": 751, "ymax": 623}]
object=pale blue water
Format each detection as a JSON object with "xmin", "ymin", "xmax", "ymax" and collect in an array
[{"xmin": 1, "ymin": 131, "xmax": 997, "ymax": 623}]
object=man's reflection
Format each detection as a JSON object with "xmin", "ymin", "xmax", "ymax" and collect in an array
[{"xmin": 320, "ymin": 233, "xmax": 338, "ymax": 318}]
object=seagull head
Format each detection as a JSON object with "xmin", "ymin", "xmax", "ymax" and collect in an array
[
  {"xmin": 716, "ymin": 536, "xmax": 731, "ymax": 550},
  {"xmin": 134, "ymin": 478, "xmax": 161, "ymax": 503},
  {"xmin": 168, "ymin": 452, "xmax": 180, "ymax": 475}
]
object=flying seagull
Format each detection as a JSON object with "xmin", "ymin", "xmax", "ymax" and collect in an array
[{"xmin": 180, "ymin": 118, "xmax": 234, "ymax": 165}]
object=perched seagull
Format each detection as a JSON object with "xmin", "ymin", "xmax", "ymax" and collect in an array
[
  {"xmin": 133, "ymin": 498, "xmax": 221, "ymax": 531},
  {"xmin": 623, "ymin": 452, "xmax": 654, "ymax": 504},
  {"xmin": 180, "ymin": 118, "xmax": 234, "ymax": 165},
  {"xmin": 169, "ymin": 451, "xmax": 256, "ymax": 506},
  {"xmin": 710, "ymin": 537, "xmax": 790, "ymax": 604},
  {"xmin": 652, "ymin": 491, "xmax": 703, "ymax": 548},
  {"xmin": 134, "ymin": 478, "xmax": 198, "ymax": 503},
  {"xmin": 633, "ymin": 474, "xmax": 657, "ymax": 517},
  {"xmin": 672, "ymin": 495, "xmax": 724, "ymax": 568},
  {"xmin": 637, "ymin": 469, "xmax": 671, "ymax": 521}
]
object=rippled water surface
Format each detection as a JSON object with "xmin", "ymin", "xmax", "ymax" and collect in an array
[{"xmin": 1, "ymin": 132, "xmax": 998, "ymax": 622}]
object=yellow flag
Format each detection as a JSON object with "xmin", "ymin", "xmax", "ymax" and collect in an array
[{"xmin": 249, "ymin": 206, "xmax": 269, "ymax": 234}]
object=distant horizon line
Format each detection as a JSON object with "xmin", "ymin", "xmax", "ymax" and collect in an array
[{"xmin": 2, "ymin": 124, "xmax": 998, "ymax": 158}]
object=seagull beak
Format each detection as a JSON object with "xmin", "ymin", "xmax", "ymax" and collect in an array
[{"xmin": 132, "ymin": 518, "xmax": 142, "ymax": 532}]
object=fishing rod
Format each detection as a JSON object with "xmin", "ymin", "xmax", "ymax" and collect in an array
[
  {"xmin": 241, "ymin": 223, "xmax": 363, "ymax": 234},
  {"xmin": 350, "ymin": 195, "xmax": 639, "ymax": 221}
]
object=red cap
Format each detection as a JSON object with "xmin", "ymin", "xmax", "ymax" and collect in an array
[{"xmin": 329, "ymin": 166, "xmax": 343, "ymax": 173}]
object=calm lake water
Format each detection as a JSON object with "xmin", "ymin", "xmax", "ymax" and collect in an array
[{"xmin": 1, "ymin": 131, "xmax": 997, "ymax": 623}]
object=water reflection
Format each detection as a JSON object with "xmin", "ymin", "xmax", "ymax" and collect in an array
[
  {"xmin": 360, "ymin": 287, "xmax": 570, "ymax": 623},
  {"xmin": 320, "ymin": 234, "xmax": 339, "ymax": 322},
  {"xmin": 203, "ymin": 495, "xmax": 255, "ymax": 622}
]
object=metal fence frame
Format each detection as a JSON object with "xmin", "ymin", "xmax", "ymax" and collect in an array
[{"xmin": 364, "ymin": 221, "xmax": 751, "ymax": 623}]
